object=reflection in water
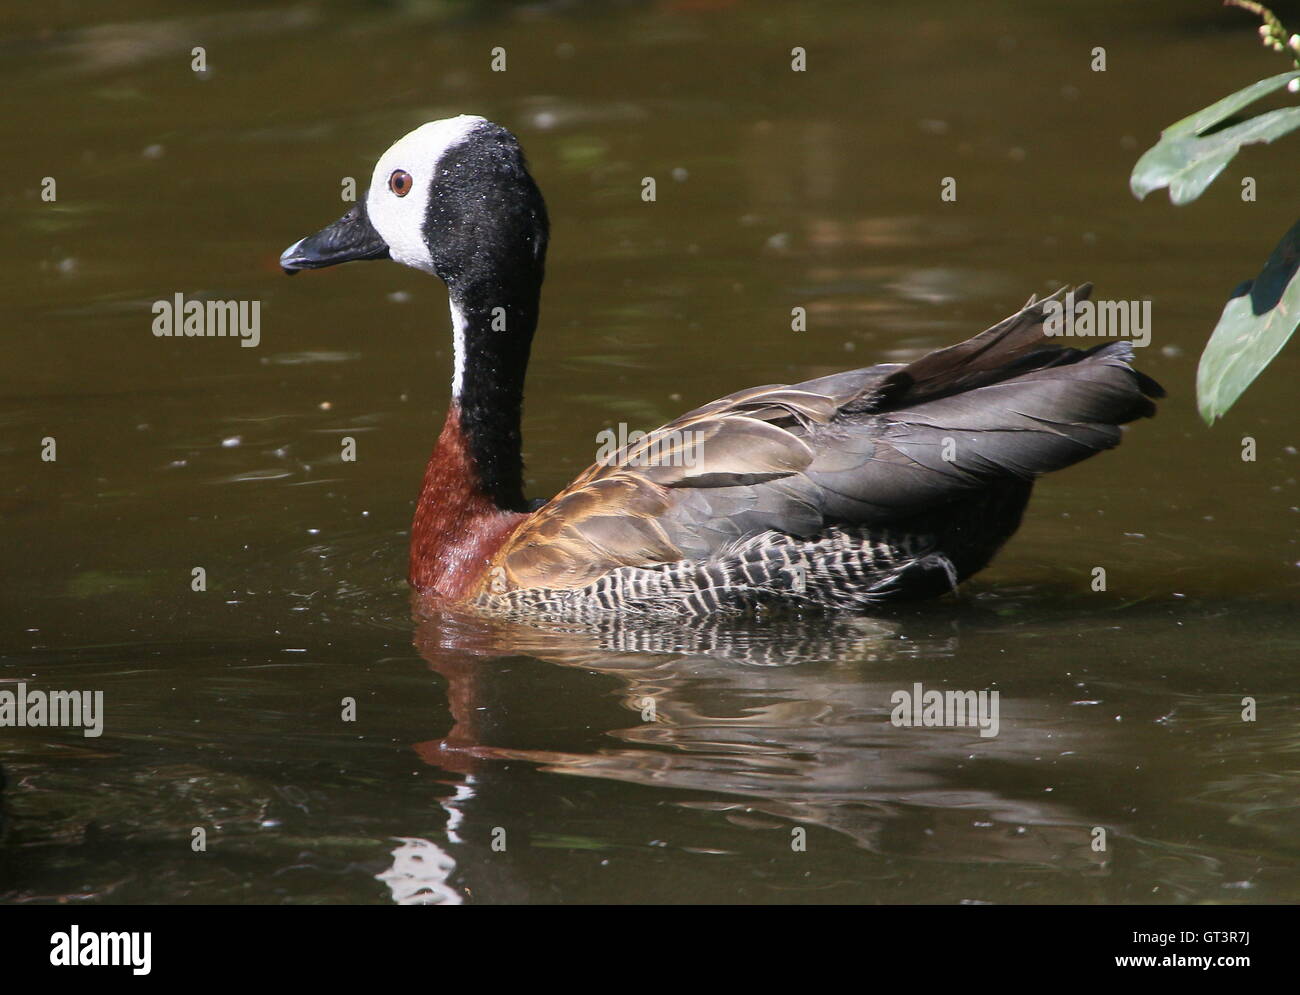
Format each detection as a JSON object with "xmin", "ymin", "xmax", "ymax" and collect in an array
[
  {"xmin": 375, "ymin": 837, "xmax": 461, "ymax": 906},
  {"xmin": 408, "ymin": 605, "xmax": 1111, "ymax": 876}
]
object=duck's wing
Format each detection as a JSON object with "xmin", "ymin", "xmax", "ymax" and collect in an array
[{"xmin": 491, "ymin": 286, "xmax": 1163, "ymax": 593}]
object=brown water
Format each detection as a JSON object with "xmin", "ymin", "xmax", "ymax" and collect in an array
[{"xmin": 2, "ymin": 0, "xmax": 1298, "ymax": 904}]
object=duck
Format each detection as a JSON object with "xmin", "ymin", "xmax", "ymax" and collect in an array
[{"xmin": 281, "ymin": 115, "xmax": 1163, "ymax": 618}]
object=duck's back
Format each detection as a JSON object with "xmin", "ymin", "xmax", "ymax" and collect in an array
[{"xmin": 473, "ymin": 286, "xmax": 1163, "ymax": 617}]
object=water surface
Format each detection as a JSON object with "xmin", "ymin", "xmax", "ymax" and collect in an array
[{"xmin": 2, "ymin": 0, "xmax": 1298, "ymax": 904}]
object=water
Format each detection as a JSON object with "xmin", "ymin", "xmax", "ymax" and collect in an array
[{"xmin": 2, "ymin": 0, "xmax": 1297, "ymax": 904}]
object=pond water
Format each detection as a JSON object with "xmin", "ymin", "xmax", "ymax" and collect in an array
[{"xmin": 2, "ymin": 0, "xmax": 1297, "ymax": 904}]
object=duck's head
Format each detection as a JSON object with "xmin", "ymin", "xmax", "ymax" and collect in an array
[{"xmin": 280, "ymin": 114, "xmax": 549, "ymax": 293}]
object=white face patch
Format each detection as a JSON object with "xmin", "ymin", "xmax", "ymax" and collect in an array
[{"xmin": 365, "ymin": 115, "xmax": 486, "ymax": 274}]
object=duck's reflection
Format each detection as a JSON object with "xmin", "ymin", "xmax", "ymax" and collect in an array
[
  {"xmin": 408, "ymin": 604, "xmax": 1111, "ymax": 875},
  {"xmin": 375, "ymin": 836, "xmax": 462, "ymax": 906}
]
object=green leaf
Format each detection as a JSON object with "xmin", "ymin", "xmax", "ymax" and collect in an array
[
  {"xmin": 1131, "ymin": 70, "xmax": 1300, "ymax": 204},
  {"xmin": 1198, "ymin": 218, "xmax": 1300, "ymax": 424}
]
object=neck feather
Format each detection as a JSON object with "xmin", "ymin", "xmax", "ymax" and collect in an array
[
  {"xmin": 447, "ymin": 278, "xmax": 539, "ymax": 511},
  {"xmin": 409, "ymin": 274, "xmax": 541, "ymax": 600},
  {"xmin": 409, "ymin": 403, "xmax": 528, "ymax": 599}
]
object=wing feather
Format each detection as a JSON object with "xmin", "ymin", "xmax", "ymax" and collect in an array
[{"xmin": 488, "ymin": 287, "xmax": 1162, "ymax": 593}]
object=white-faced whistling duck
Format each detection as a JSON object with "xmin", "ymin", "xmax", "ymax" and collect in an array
[{"xmin": 281, "ymin": 115, "xmax": 1164, "ymax": 618}]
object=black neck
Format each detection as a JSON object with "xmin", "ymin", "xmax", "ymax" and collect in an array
[
  {"xmin": 450, "ymin": 276, "xmax": 542, "ymax": 512},
  {"xmin": 421, "ymin": 120, "xmax": 550, "ymax": 513}
]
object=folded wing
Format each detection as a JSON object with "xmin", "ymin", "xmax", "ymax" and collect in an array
[{"xmin": 490, "ymin": 286, "xmax": 1163, "ymax": 593}]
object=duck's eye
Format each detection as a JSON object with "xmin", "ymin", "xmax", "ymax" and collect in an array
[{"xmin": 389, "ymin": 169, "xmax": 412, "ymax": 197}]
